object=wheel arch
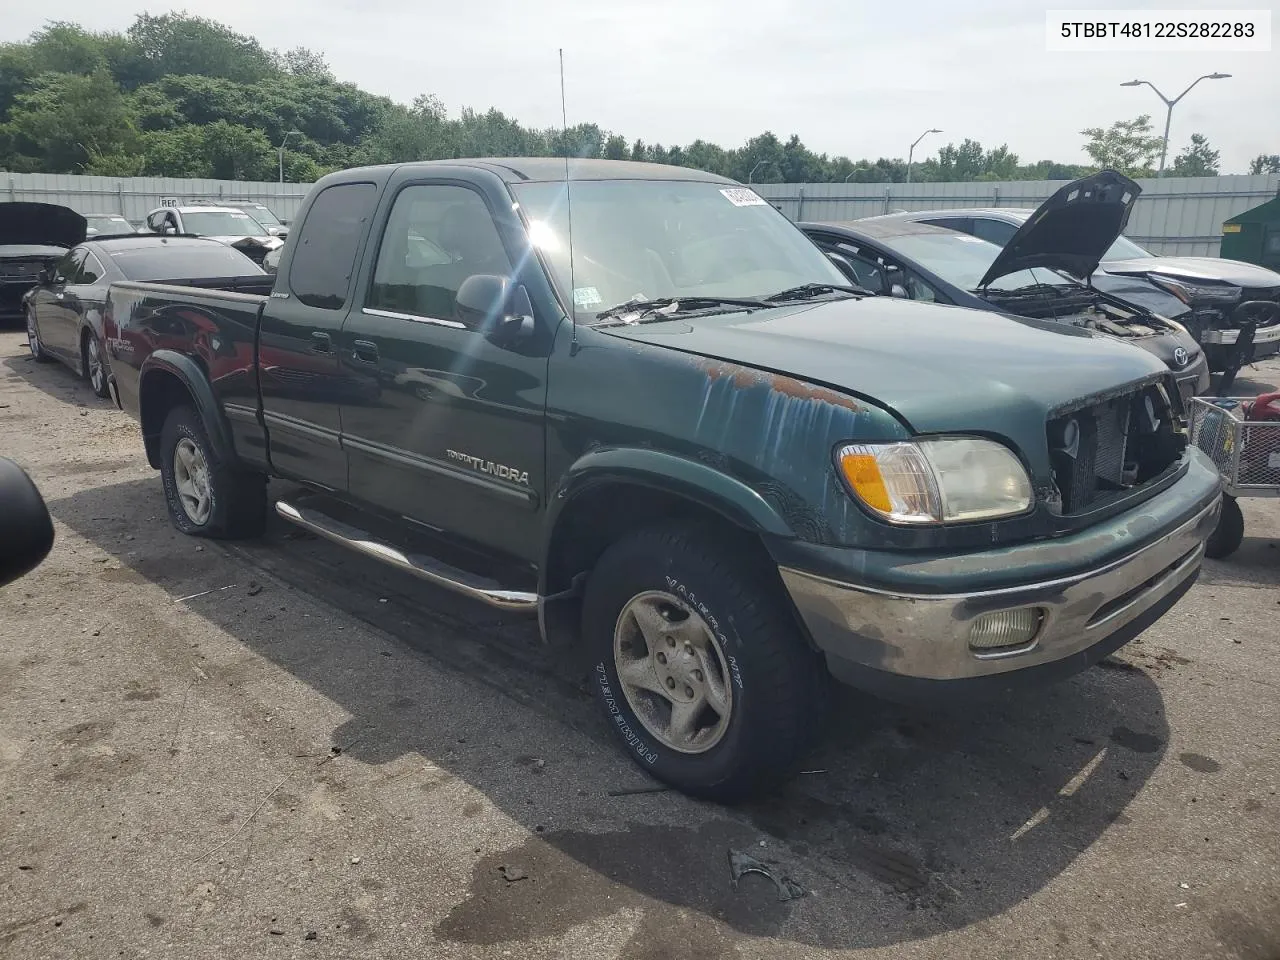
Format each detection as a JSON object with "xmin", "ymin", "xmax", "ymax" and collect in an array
[
  {"xmin": 138, "ymin": 351, "xmax": 233, "ymax": 470},
  {"xmin": 537, "ymin": 448, "xmax": 799, "ymax": 649}
]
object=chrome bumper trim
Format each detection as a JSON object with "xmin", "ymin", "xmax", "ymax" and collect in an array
[
  {"xmin": 779, "ymin": 497, "xmax": 1220, "ymax": 681},
  {"xmin": 1201, "ymin": 325, "xmax": 1280, "ymax": 345}
]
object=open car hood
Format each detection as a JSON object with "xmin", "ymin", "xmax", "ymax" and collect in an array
[
  {"xmin": 0, "ymin": 202, "xmax": 87, "ymax": 249},
  {"xmin": 978, "ymin": 170, "xmax": 1140, "ymax": 289}
]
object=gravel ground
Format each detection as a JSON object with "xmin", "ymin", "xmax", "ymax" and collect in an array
[{"xmin": 2, "ymin": 328, "xmax": 1279, "ymax": 960}]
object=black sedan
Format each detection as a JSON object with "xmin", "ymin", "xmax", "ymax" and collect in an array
[
  {"xmin": 800, "ymin": 172, "xmax": 1210, "ymax": 404},
  {"xmin": 23, "ymin": 235, "xmax": 266, "ymax": 398}
]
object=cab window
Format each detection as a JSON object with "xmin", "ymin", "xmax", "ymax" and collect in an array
[{"xmin": 368, "ymin": 184, "xmax": 513, "ymax": 327}]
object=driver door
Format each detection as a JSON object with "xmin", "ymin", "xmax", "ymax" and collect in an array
[
  {"xmin": 33, "ymin": 249, "xmax": 86, "ymax": 360},
  {"xmin": 337, "ymin": 178, "xmax": 551, "ymax": 560}
]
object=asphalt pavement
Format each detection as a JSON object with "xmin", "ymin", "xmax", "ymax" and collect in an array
[{"xmin": 1, "ymin": 330, "xmax": 1278, "ymax": 960}]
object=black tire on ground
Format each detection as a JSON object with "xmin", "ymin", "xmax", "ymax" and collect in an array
[
  {"xmin": 26, "ymin": 308, "xmax": 52, "ymax": 363},
  {"xmin": 81, "ymin": 330, "xmax": 111, "ymax": 399},
  {"xmin": 1205, "ymin": 495, "xmax": 1244, "ymax": 560},
  {"xmin": 581, "ymin": 523, "xmax": 825, "ymax": 802},
  {"xmin": 158, "ymin": 405, "xmax": 267, "ymax": 539}
]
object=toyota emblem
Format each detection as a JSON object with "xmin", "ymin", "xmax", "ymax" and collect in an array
[{"xmin": 1173, "ymin": 346, "xmax": 1189, "ymax": 367}]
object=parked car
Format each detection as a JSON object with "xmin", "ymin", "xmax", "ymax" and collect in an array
[
  {"xmin": 864, "ymin": 205, "xmax": 1280, "ymax": 375},
  {"xmin": 138, "ymin": 205, "xmax": 284, "ymax": 264},
  {"xmin": 1, "ymin": 202, "xmax": 85, "ymax": 324},
  {"xmin": 23, "ymin": 234, "xmax": 269, "ymax": 398},
  {"xmin": 801, "ymin": 172, "xmax": 1210, "ymax": 407},
  {"xmin": 217, "ymin": 200, "xmax": 290, "ymax": 238},
  {"xmin": 102, "ymin": 158, "xmax": 1220, "ymax": 800},
  {"xmin": 83, "ymin": 213, "xmax": 136, "ymax": 237}
]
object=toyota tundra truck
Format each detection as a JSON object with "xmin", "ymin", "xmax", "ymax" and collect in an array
[{"xmin": 101, "ymin": 159, "xmax": 1222, "ymax": 800}]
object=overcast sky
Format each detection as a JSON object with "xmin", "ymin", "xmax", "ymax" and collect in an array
[{"xmin": 5, "ymin": 0, "xmax": 1277, "ymax": 173}]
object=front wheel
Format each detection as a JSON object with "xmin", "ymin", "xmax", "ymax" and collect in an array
[
  {"xmin": 158, "ymin": 405, "xmax": 267, "ymax": 539},
  {"xmin": 1205, "ymin": 495, "xmax": 1244, "ymax": 560},
  {"xmin": 582, "ymin": 523, "xmax": 824, "ymax": 801},
  {"xmin": 26, "ymin": 308, "xmax": 51, "ymax": 363}
]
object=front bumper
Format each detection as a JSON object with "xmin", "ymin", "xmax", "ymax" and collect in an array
[
  {"xmin": 1200, "ymin": 324, "xmax": 1280, "ymax": 346},
  {"xmin": 773, "ymin": 449, "xmax": 1222, "ymax": 701}
]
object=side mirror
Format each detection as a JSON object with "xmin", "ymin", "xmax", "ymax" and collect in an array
[
  {"xmin": 455, "ymin": 274, "xmax": 535, "ymax": 346},
  {"xmin": 824, "ymin": 252, "xmax": 859, "ymax": 285},
  {"xmin": 0, "ymin": 457, "xmax": 55, "ymax": 589},
  {"xmin": 885, "ymin": 267, "xmax": 909, "ymax": 299}
]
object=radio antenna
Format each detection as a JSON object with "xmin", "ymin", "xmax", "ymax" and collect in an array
[{"xmin": 559, "ymin": 48, "xmax": 579, "ymax": 356}]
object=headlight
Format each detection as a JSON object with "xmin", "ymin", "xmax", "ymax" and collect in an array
[
  {"xmin": 838, "ymin": 437, "xmax": 1033, "ymax": 524},
  {"xmin": 1149, "ymin": 275, "xmax": 1241, "ymax": 305}
]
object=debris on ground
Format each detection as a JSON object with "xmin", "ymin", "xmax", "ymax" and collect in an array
[
  {"xmin": 607, "ymin": 784, "xmax": 671, "ymax": 797},
  {"xmin": 247, "ymin": 582, "xmax": 263, "ymax": 596},
  {"xmin": 728, "ymin": 849, "xmax": 806, "ymax": 902},
  {"xmin": 498, "ymin": 864, "xmax": 528, "ymax": 882}
]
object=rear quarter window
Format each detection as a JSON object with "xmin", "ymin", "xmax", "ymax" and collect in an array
[
  {"xmin": 110, "ymin": 243, "xmax": 265, "ymax": 280},
  {"xmin": 288, "ymin": 183, "xmax": 378, "ymax": 309}
]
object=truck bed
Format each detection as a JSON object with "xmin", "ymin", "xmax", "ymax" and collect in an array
[{"xmin": 128, "ymin": 275, "xmax": 276, "ymax": 297}]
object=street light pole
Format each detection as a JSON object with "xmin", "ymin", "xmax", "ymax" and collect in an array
[
  {"xmin": 1120, "ymin": 73, "xmax": 1230, "ymax": 176},
  {"xmin": 748, "ymin": 159, "xmax": 776, "ymax": 184},
  {"xmin": 277, "ymin": 130, "xmax": 303, "ymax": 184},
  {"xmin": 905, "ymin": 128, "xmax": 942, "ymax": 185}
]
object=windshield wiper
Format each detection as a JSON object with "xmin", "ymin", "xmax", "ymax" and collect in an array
[
  {"xmin": 981, "ymin": 282, "xmax": 1072, "ymax": 298},
  {"xmin": 764, "ymin": 282, "xmax": 874, "ymax": 302},
  {"xmin": 594, "ymin": 296, "xmax": 768, "ymax": 323}
]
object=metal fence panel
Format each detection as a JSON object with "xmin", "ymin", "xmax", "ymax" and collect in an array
[
  {"xmin": 754, "ymin": 174, "xmax": 1279, "ymax": 257},
  {"xmin": 2, "ymin": 172, "xmax": 312, "ymax": 224},
  {"xmin": 2, "ymin": 170, "xmax": 1277, "ymax": 257}
]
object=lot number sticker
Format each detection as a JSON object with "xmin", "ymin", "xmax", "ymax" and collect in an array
[{"xmin": 720, "ymin": 188, "xmax": 767, "ymax": 207}]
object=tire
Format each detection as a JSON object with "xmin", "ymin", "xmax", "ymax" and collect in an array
[
  {"xmin": 158, "ymin": 405, "xmax": 267, "ymax": 539},
  {"xmin": 1205, "ymin": 495, "xmax": 1244, "ymax": 560},
  {"xmin": 26, "ymin": 308, "xmax": 52, "ymax": 363},
  {"xmin": 81, "ymin": 329, "xmax": 111, "ymax": 399},
  {"xmin": 582, "ymin": 523, "xmax": 824, "ymax": 801}
]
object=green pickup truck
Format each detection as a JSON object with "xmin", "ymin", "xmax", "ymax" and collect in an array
[{"xmin": 101, "ymin": 159, "xmax": 1222, "ymax": 800}]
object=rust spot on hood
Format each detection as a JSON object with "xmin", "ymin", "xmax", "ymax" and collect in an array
[{"xmin": 692, "ymin": 357, "xmax": 862, "ymax": 412}]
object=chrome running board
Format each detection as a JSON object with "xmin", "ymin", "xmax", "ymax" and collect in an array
[{"xmin": 274, "ymin": 499, "xmax": 538, "ymax": 613}]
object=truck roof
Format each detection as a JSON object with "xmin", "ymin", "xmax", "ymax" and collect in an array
[{"xmin": 331, "ymin": 157, "xmax": 737, "ymax": 185}]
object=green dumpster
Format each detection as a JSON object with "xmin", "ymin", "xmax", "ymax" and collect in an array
[{"xmin": 1222, "ymin": 194, "xmax": 1280, "ymax": 271}]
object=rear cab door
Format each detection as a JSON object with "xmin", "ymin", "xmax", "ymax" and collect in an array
[
  {"xmin": 336, "ymin": 166, "xmax": 556, "ymax": 561},
  {"xmin": 257, "ymin": 179, "xmax": 382, "ymax": 491}
]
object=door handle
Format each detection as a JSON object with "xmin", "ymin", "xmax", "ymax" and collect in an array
[
  {"xmin": 310, "ymin": 331, "xmax": 331, "ymax": 353},
  {"xmin": 353, "ymin": 339, "xmax": 379, "ymax": 363}
]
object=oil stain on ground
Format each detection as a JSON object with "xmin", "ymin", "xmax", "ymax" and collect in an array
[
  {"xmin": 434, "ymin": 819, "xmax": 790, "ymax": 959},
  {"xmin": 1109, "ymin": 726, "xmax": 1163, "ymax": 754}
]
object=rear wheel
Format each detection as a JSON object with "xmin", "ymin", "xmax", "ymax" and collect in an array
[
  {"xmin": 159, "ymin": 405, "xmax": 267, "ymax": 539},
  {"xmin": 26, "ymin": 308, "xmax": 51, "ymax": 363},
  {"xmin": 1205, "ymin": 495, "xmax": 1244, "ymax": 560},
  {"xmin": 81, "ymin": 330, "xmax": 110, "ymax": 398},
  {"xmin": 582, "ymin": 523, "xmax": 824, "ymax": 801}
]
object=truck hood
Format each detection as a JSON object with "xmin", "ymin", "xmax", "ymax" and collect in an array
[
  {"xmin": 598, "ymin": 296, "xmax": 1169, "ymax": 441},
  {"xmin": 0, "ymin": 203, "xmax": 86, "ymax": 249},
  {"xmin": 978, "ymin": 170, "xmax": 1140, "ymax": 288},
  {"xmin": 1101, "ymin": 256, "xmax": 1280, "ymax": 289}
]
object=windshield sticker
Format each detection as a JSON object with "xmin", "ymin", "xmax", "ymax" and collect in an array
[
  {"xmin": 956, "ymin": 235, "xmax": 986, "ymax": 242},
  {"xmin": 720, "ymin": 188, "xmax": 766, "ymax": 207},
  {"xmin": 229, "ymin": 213, "xmax": 251, "ymax": 219},
  {"xmin": 573, "ymin": 286, "xmax": 603, "ymax": 306}
]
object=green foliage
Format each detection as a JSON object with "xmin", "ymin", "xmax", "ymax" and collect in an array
[
  {"xmin": 1079, "ymin": 115, "xmax": 1165, "ymax": 177},
  {"xmin": 0, "ymin": 13, "xmax": 1252, "ymax": 184},
  {"xmin": 1170, "ymin": 133, "xmax": 1220, "ymax": 177},
  {"xmin": 1248, "ymin": 154, "xmax": 1280, "ymax": 175}
]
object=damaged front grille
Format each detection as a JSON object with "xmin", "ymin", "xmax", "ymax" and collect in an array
[{"xmin": 1047, "ymin": 379, "xmax": 1186, "ymax": 513}]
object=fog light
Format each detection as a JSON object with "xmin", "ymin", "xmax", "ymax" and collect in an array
[{"xmin": 968, "ymin": 608, "xmax": 1043, "ymax": 652}]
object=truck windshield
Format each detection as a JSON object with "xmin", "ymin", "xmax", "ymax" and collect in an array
[
  {"xmin": 509, "ymin": 179, "xmax": 848, "ymax": 320},
  {"xmin": 182, "ymin": 211, "xmax": 269, "ymax": 237}
]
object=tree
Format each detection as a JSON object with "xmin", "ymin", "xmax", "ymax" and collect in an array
[
  {"xmin": 1249, "ymin": 154, "xmax": 1280, "ymax": 175},
  {"xmin": 278, "ymin": 47, "xmax": 333, "ymax": 82},
  {"xmin": 1170, "ymin": 133, "xmax": 1220, "ymax": 176},
  {"xmin": 201, "ymin": 120, "xmax": 274, "ymax": 179},
  {"xmin": 125, "ymin": 13, "xmax": 275, "ymax": 85},
  {"xmin": 0, "ymin": 69, "xmax": 138, "ymax": 172},
  {"xmin": 1080, "ymin": 115, "xmax": 1165, "ymax": 177}
]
